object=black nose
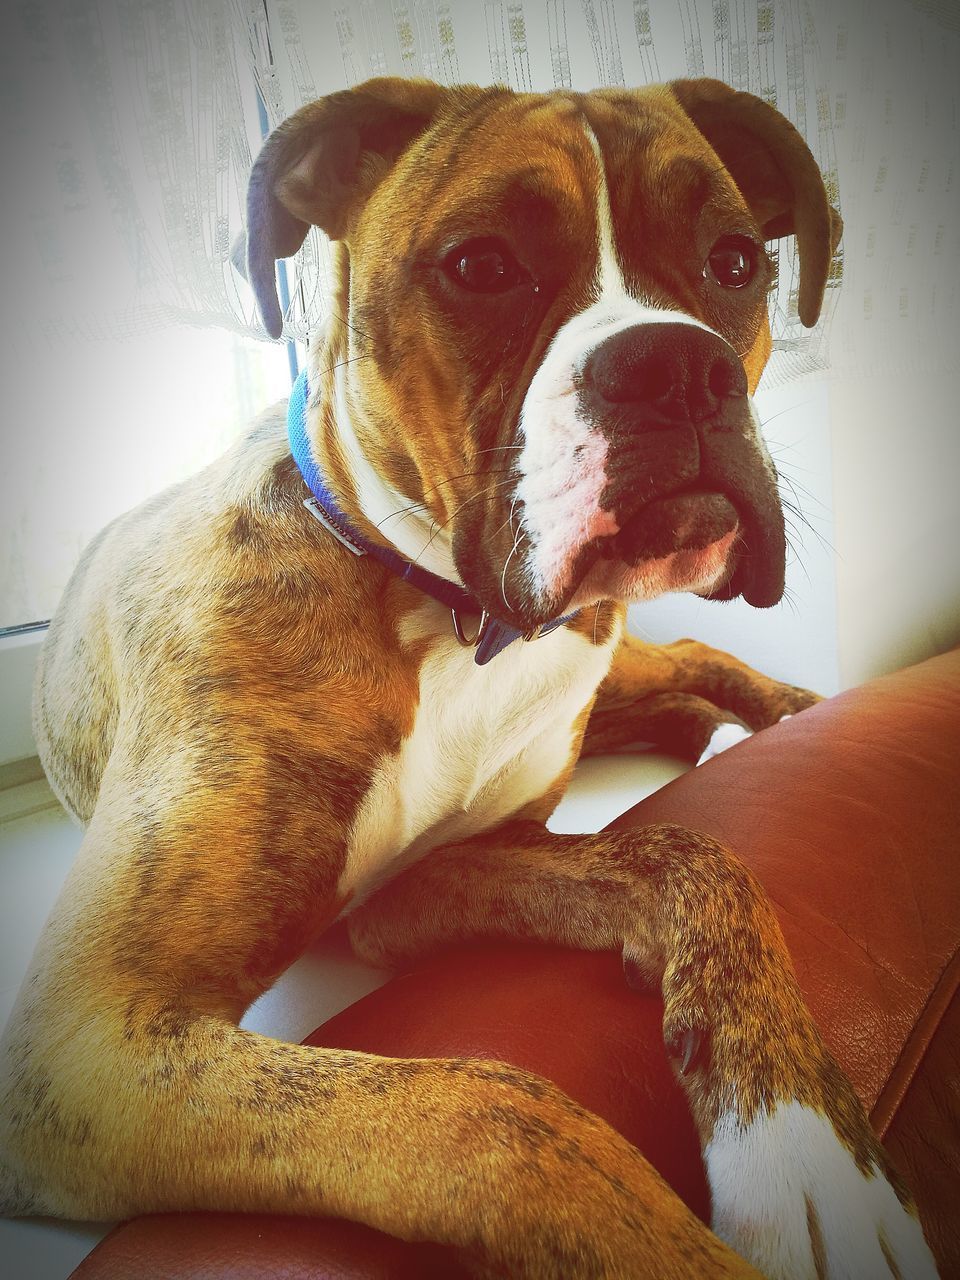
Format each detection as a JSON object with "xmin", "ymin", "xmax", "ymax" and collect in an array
[{"xmin": 584, "ymin": 323, "xmax": 748, "ymax": 426}]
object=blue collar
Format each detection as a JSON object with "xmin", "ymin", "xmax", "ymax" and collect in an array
[{"xmin": 286, "ymin": 369, "xmax": 576, "ymax": 665}]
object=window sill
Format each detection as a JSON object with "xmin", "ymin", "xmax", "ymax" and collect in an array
[{"xmin": 0, "ymin": 626, "xmax": 46, "ymax": 768}]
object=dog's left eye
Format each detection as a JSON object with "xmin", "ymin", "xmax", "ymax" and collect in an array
[
  {"xmin": 443, "ymin": 238, "xmax": 526, "ymax": 293},
  {"xmin": 705, "ymin": 235, "xmax": 759, "ymax": 289}
]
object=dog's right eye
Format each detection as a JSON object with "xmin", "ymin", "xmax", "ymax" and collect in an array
[
  {"xmin": 704, "ymin": 235, "xmax": 760, "ymax": 289},
  {"xmin": 443, "ymin": 238, "xmax": 526, "ymax": 293}
]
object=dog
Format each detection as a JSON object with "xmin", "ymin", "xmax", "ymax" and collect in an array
[{"xmin": 0, "ymin": 76, "xmax": 939, "ymax": 1279}]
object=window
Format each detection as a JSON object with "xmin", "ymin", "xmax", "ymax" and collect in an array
[
  {"xmin": 0, "ymin": 4, "xmax": 297, "ymax": 763},
  {"xmin": 0, "ymin": 1, "xmax": 294, "ymax": 633},
  {"xmin": 0, "ymin": 327, "xmax": 293, "ymax": 632}
]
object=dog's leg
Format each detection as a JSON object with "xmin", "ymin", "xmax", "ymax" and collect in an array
[
  {"xmin": 348, "ymin": 819, "xmax": 937, "ymax": 1280},
  {"xmin": 581, "ymin": 691, "xmax": 749, "ymax": 761},
  {"xmin": 0, "ymin": 761, "xmax": 760, "ymax": 1279},
  {"xmin": 2, "ymin": 982, "xmax": 755, "ymax": 1278},
  {"xmin": 587, "ymin": 633, "xmax": 821, "ymax": 760}
]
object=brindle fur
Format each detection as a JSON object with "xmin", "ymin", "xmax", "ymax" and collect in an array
[{"xmin": 0, "ymin": 77, "xmax": 925, "ymax": 1280}]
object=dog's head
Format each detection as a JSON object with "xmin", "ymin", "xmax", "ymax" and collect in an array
[{"xmin": 245, "ymin": 78, "xmax": 840, "ymax": 630}]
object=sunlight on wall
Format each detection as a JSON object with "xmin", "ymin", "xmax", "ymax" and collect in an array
[{"xmin": 0, "ymin": 327, "xmax": 291, "ymax": 628}]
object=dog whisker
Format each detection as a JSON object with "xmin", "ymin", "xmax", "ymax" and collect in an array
[
  {"xmin": 759, "ymin": 400, "xmax": 814, "ymax": 433},
  {"xmin": 330, "ymin": 309, "xmax": 373, "ymax": 347},
  {"xmin": 377, "ymin": 469, "xmax": 515, "ymax": 531},
  {"xmin": 781, "ymin": 499, "xmax": 836, "ymax": 556},
  {"xmin": 783, "ymin": 526, "xmax": 813, "ymax": 585},
  {"xmin": 776, "ymin": 468, "xmax": 831, "ymax": 514},
  {"xmin": 779, "ymin": 580, "xmax": 801, "ymax": 617},
  {"xmin": 407, "ymin": 480, "xmax": 516, "ymax": 568},
  {"xmin": 324, "ymin": 353, "xmax": 374, "ymax": 375},
  {"xmin": 500, "ymin": 524, "xmax": 526, "ymax": 613},
  {"xmin": 491, "ymin": 492, "xmax": 522, "ymax": 543}
]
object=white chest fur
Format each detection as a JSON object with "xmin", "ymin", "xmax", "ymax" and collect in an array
[{"xmin": 337, "ymin": 604, "xmax": 618, "ymax": 906}]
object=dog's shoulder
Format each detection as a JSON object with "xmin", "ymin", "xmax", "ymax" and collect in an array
[
  {"xmin": 63, "ymin": 401, "xmax": 348, "ymax": 618},
  {"xmin": 35, "ymin": 399, "xmax": 437, "ymax": 822},
  {"xmin": 42, "ymin": 399, "xmax": 396, "ymax": 708}
]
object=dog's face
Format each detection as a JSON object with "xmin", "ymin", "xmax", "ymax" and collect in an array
[{"xmin": 247, "ymin": 79, "xmax": 840, "ymax": 630}]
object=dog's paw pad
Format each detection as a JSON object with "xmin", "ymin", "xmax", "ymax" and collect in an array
[
  {"xmin": 706, "ymin": 1101, "xmax": 938, "ymax": 1279},
  {"xmin": 697, "ymin": 722, "xmax": 752, "ymax": 765}
]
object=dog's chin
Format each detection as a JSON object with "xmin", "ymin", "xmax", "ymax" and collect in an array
[
  {"xmin": 564, "ymin": 527, "xmax": 739, "ymax": 613},
  {"xmin": 457, "ymin": 491, "xmax": 784, "ymax": 630},
  {"xmin": 510, "ymin": 491, "xmax": 782, "ymax": 624},
  {"xmin": 560, "ymin": 491, "xmax": 740, "ymax": 612}
]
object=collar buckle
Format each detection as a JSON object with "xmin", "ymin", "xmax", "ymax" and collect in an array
[{"xmin": 451, "ymin": 608, "xmax": 491, "ymax": 648}]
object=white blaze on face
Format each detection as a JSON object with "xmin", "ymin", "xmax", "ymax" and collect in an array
[{"xmin": 515, "ymin": 124, "xmax": 742, "ymax": 611}]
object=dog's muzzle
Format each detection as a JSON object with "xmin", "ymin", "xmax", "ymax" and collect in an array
[{"xmin": 577, "ymin": 322, "xmax": 785, "ymax": 608}]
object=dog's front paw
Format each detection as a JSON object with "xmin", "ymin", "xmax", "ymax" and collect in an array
[
  {"xmin": 758, "ymin": 682, "xmax": 823, "ymax": 726},
  {"xmin": 706, "ymin": 1100, "xmax": 938, "ymax": 1279},
  {"xmin": 697, "ymin": 721, "xmax": 753, "ymax": 765}
]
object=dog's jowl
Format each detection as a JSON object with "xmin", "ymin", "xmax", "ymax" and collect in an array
[{"xmin": 0, "ymin": 77, "xmax": 938, "ymax": 1279}]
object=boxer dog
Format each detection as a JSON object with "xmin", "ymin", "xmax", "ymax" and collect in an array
[{"xmin": 1, "ymin": 77, "xmax": 938, "ymax": 1279}]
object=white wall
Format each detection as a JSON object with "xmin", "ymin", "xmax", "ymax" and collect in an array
[
  {"xmin": 816, "ymin": 0, "xmax": 960, "ymax": 687},
  {"xmin": 830, "ymin": 370, "xmax": 960, "ymax": 688}
]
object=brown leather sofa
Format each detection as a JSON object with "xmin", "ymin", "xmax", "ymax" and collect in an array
[{"xmin": 72, "ymin": 649, "xmax": 960, "ymax": 1279}]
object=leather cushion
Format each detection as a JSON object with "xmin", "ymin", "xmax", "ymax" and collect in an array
[
  {"xmin": 72, "ymin": 649, "xmax": 960, "ymax": 1279},
  {"xmin": 71, "ymin": 1212, "xmax": 467, "ymax": 1279},
  {"xmin": 74, "ymin": 947, "xmax": 703, "ymax": 1279},
  {"xmin": 609, "ymin": 646, "xmax": 960, "ymax": 1275}
]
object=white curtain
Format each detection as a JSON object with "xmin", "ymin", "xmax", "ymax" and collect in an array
[
  {"xmin": 1, "ymin": 0, "xmax": 259, "ymax": 342},
  {"xmin": 5, "ymin": 0, "xmax": 956, "ymax": 382},
  {"xmin": 253, "ymin": 0, "xmax": 843, "ymax": 385},
  {"xmin": 1, "ymin": 0, "xmax": 957, "ymax": 653}
]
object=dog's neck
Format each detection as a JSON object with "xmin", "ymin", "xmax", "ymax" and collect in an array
[
  {"xmin": 326, "ymin": 356, "xmax": 464, "ymax": 584},
  {"xmin": 300, "ymin": 291, "xmax": 463, "ymax": 586},
  {"xmin": 288, "ymin": 366, "xmax": 577, "ymax": 664}
]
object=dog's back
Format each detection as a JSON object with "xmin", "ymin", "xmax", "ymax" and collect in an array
[{"xmin": 33, "ymin": 404, "xmax": 299, "ymax": 823}]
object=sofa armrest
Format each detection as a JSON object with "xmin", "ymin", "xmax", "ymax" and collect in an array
[
  {"xmin": 72, "ymin": 650, "xmax": 960, "ymax": 1279},
  {"xmin": 608, "ymin": 647, "xmax": 960, "ymax": 1272}
]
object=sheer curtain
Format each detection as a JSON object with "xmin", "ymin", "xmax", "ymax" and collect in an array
[
  {"xmin": 6, "ymin": 1, "xmax": 956, "ymax": 370},
  {"xmin": 1, "ymin": 0, "xmax": 957, "ymax": 673},
  {"xmin": 0, "ymin": 0, "xmax": 290, "ymax": 628},
  {"xmin": 249, "ymin": 0, "xmax": 959, "ymax": 383},
  {"xmin": 252, "ymin": 0, "xmax": 844, "ymax": 385}
]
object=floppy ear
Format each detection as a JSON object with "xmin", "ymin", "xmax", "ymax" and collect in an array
[
  {"xmin": 245, "ymin": 77, "xmax": 444, "ymax": 338},
  {"xmin": 670, "ymin": 78, "xmax": 842, "ymax": 327}
]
